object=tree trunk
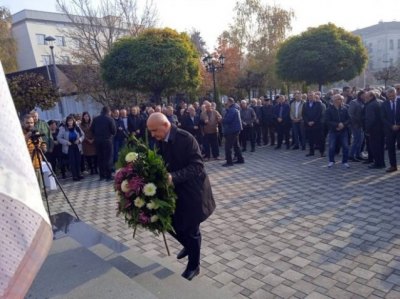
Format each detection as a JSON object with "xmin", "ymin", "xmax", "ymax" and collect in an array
[{"xmin": 318, "ymin": 83, "xmax": 322, "ymax": 92}]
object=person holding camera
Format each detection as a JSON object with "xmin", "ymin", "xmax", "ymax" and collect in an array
[
  {"xmin": 23, "ymin": 114, "xmax": 47, "ymax": 186},
  {"xmin": 57, "ymin": 115, "xmax": 85, "ymax": 181}
]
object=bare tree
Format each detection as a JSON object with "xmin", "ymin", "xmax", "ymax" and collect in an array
[
  {"xmin": 55, "ymin": 0, "xmax": 158, "ymax": 107},
  {"xmin": 56, "ymin": 0, "xmax": 158, "ymax": 64},
  {"xmin": 374, "ymin": 66, "xmax": 400, "ymax": 88}
]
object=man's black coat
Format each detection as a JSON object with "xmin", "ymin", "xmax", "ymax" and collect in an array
[{"xmin": 158, "ymin": 125, "xmax": 215, "ymax": 231}]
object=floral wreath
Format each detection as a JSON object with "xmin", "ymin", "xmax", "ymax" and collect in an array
[{"xmin": 114, "ymin": 137, "xmax": 176, "ymax": 236}]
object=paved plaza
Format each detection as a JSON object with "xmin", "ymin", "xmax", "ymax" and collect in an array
[{"xmin": 49, "ymin": 145, "xmax": 400, "ymax": 298}]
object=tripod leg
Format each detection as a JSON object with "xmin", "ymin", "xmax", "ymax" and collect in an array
[
  {"xmin": 37, "ymin": 148, "xmax": 80, "ymax": 221},
  {"xmin": 33, "ymin": 148, "xmax": 52, "ymax": 222}
]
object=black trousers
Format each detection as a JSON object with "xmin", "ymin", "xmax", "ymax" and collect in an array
[
  {"xmin": 370, "ymin": 132, "xmax": 385, "ymax": 167},
  {"xmin": 276, "ymin": 122, "xmax": 290, "ymax": 148},
  {"xmin": 68, "ymin": 144, "xmax": 81, "ymax": 179},
  {"xmin": 225, "ymin": 133, "xmax": 243, "ymax": 164},
  {"xmin": 305, "ymin": 125, "xmax": 324, "ymax": 154},
  {"xmin": 261, "ymin": 124, "xmax": 275, "ymax": 145},
  {"xmin": 386, "ymin": 130, "xmax": 400, "ymax": 167},
  {"xmin": 95, "ymin": 139, "xmax": 113, "ymax": 179},
  {"xmin": 239, "ymin": 126, "xmax": 255, "ymax": 150},
  {"xmin": 203, "ymin": 133, "xmax": 219, "ymax": 158},
  {"xmin": 170, "ymin": 223, "xmax": 201, "ymax": 270},
  {"xmin": 254, "ymin": 124, "xmax": 262, "ymax": 145}
]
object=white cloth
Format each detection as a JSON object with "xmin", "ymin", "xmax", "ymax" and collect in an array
[{"xmin": 0, "ymin": 63, "xmax": 52, "ymax": 298}]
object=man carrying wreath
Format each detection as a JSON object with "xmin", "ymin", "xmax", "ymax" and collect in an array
[{"xmin": 147, "ymin": 112, "xmax": 216, "ymax": 281}]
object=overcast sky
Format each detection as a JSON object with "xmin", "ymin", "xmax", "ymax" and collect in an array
[{"xmin": 2, "ymin": 0, "xmax": 400, "ymax": 50}]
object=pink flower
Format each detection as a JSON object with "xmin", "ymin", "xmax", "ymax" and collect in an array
[
  {"xmin": 127, "ymin": 176, "xmax": 145, "ymax": 196},
  {"xmin": 139, "ymin": 212, "xmax": 150, "ymax": 224},
  {"xmin": 114, "ymin": 165, "xmax": 134, "ymax": 184}
]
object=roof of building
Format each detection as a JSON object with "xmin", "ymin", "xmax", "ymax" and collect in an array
[
  {"xmin": 353, "ymin": 21, "xmax": 400, "ymax": 36},
  {"xmin": 12, "ymin": 9, "xmax": 71, "ymax": 26}
]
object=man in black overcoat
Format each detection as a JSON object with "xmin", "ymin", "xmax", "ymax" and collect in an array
[{"xmin": 147, "ymin": 112, "xmax": 216, "ymax": 281}]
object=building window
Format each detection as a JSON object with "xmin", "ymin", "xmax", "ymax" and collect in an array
[
  {"xmin": 55, "ymin": 36, "xmax": 66, "ymax": 47},
  {"xmin": 60, "ymin": 56, "xmax": 70, "ymax": 64},
  {"xmin": 36, "ymin": 34, "xmax": 47, "ymax": 45},
  {"xmin": 42, "ymin": 55, "xmax": 51, "ymax": 64},
  {"xmin": 389, "ymin": 39, "xmax": 394, "ymax": 50}
]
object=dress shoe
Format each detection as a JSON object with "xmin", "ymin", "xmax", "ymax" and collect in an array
[
  {"xmin": 78, "ymin": 175, "xmax": 84, "ymax": 179},
  {"xmin": 348, "ymin": 157, "xmax": 360, "ymax": 162},
  {"xmin": 274, "ymin": 146, "xmax": 281, "ymax": 150},
  {"xmin": 306, "ymin": 153, "xmax": 314, "ymax": 157},
  {"xmin": 181, "ymin": 266, "xmax": 200, "ymax": 281},
  {"xmin": 250, "ymin": 148, "xmax": 255, "ymax": 152},
  {"xmin": 320, "ymin": 153, "xmax": 326, "ymax": 157},
  {"xmin": 72, "ymin": 177, "xmax": 80, "ymax": 181},
  {"xmin": 386, "ymin": 166, "xmax": 398, "ymax": 173},
  {"xmin": 234, "ymin": 159, "xmax": 244, "ymax": 164},
  {"xmin": 176, "ymin": 248, "xmax": 188, "ymax": 260},
  {"xmin": 222, "ymin": 163, "xmax": 234, "ymax": 167},
  {"xmin": 362, "ymin": 160, "xmax": 373, "ymax": 164},
  {"xmin": 242, "ymin": 148, "xmax": 246, "ymax": 152},
  {"xmin": 292, "ymin": 146, "xmax": 299, "ymax": 150}
]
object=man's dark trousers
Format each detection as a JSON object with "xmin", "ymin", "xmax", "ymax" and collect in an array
[
  {"xmin": 95, "ymin": 139, "xmax": 113, "ymax": 179},
  {"xmin": 170, "ymin": 223, "xmax": 201, "ymax": 270},
  {"xmin": 225, "ymin": 133, "xmax": 243, "ymax": 164}
]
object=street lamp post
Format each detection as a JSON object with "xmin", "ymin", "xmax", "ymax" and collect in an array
[
  {"xmin": 202, "ymin": 54, "xmax": 225, "ymax": 110},
  {"xmin": 44, "ymin": 35, "xmax": 64, "ymax": 118}
]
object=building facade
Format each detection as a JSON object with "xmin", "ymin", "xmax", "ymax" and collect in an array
[
  {"xmin": 12, "ymin": 10, "xmax": 76, "ymax": 71},
  {"xmin": 353, "ymin": 21, "xmax": 400, "ymax": 71}
]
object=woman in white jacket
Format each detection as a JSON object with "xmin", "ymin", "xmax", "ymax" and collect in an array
[{"xmin": 57, "ymin": 115, "xmax": 85, "ymax": 181}]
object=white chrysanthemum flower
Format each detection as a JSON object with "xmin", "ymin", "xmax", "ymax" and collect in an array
[
  {"xmin": 150, "ymin": 215, "xmax": 159, "ymax": 223},
  {"xmin": 143, "ymin": 183, "xmax": 157, "ymax": 196},
  {"xmin": 134, "ymin": 197, "xmax": 145, "ymax": 208},
  {"xmin": 125, "ymin": 152, "xmax": 138, "ymax": 163},
  {"xmin": 146, "ymin": 200, "xmax": 159, "ymax": 210},
  {"xmin": 121, "ymin": 180, "xmax": 130, "ymax": 193},
  {"xmin": 126, "ymin": 213, "xmax": 132, "ymax": 220}
]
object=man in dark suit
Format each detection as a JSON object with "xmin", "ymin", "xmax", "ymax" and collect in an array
[
  {"xmin": 302, "ymin": 91, "xmax": 324, "ymax": 157},
  {"xmin": 147, "ymin": 112, "xmax": 216, "ymax": 281},
  {"xmin": 91, "ymin": 106, "xmax": 117, "ymax": 180},
  {"xmin": 381, "ymin": 87, "xmax": 400, "ymax": 172},
  {"xmin": 364, "ymin": 91, "xmax": 385, "ymax": 169},
  {"xmin": 273, "ymin": 95, "xmax": 291, "ymax": 149},
  {"xmin": 181, "ymin": 106, "xmax": 201, "ymax": 145}
]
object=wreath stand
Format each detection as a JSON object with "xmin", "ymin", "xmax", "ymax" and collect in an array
[{"xmin": 133, "ymin": 225, "xmax": 170, "ymax": 256}]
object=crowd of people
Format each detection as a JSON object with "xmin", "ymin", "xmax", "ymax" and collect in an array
[{"xmin": 23, "ymin": 83, "xmax": 400, "ymax": 183}]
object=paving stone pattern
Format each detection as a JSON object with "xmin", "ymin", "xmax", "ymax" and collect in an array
[{"xmin": 49, "ymin": 146, "xmax": 400, "ymax": 298}]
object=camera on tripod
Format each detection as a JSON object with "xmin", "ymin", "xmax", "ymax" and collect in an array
[{"xmin": 30, "ymin": 129, "xmax": 45, "ymax": 145}]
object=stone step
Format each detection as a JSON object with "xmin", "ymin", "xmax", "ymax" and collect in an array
[
  {"xmin": 26, "ymin": 236, "xmax": 158, "ymax": 299},
  {"xmin": 90, "ymin": 244, "xmax": 235, "ymax": 299},
  {"xmin": 27, "ymin": 213, "xmax": 234, "ymax": 299}
]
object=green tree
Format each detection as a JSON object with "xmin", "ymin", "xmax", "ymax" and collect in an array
[
  {"xmin": 276, "ymin": 23, "xmax": 368, "ymax": 91},
  {"xmin": 101, "ymin": 28, "xmax": 201, "ymax": 104},
  {"xmin": 0, "ymin": 6, "xmax": 18, "ymax": 73},
  {"xmin": 7, "ymin": 72, "xmax": 58, "ymax": 115}
]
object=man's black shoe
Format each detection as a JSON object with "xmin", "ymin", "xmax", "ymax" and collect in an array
[
  {"xmin": 234, "ymin": 160, "xmax": 244, "ymax": 164},
  {"xmin": 182, "ymin": 266, "xmax": 200, "ymax": 281},
  {"xmin": 306, "ymin": 153, "xmax": 314, "ymax": 157},
  {"xmin": 250, "ymin": 148, "xmax": 255, "ymax": 152},
  {"xmin": 292, "ymin": 146, "xmax": 299, "ymax": 150},
  {"xmin": 348, "ymin": 157, "xmax": 360, "ymax": 162},
  {"xmin": 99, "ymin": 177, "xmax": 105, "ymax": 181},
  {"xmin": 362, "ymin": 160, "xmax": 373, "ymax": 164},
  {"xmin": 177, "ymin": 248, "xmax": 188, "ymax": 259},
  {"xmin": 386, "ymin": 166, "xmax": 398, "ymax": 173},
  {"xmin": 274, "ymin": 146, "xmax": 281, "ymax": 150},
  {"xmin": 222, "ymin": 163, "xmax": 234, "ymax": 167}
]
